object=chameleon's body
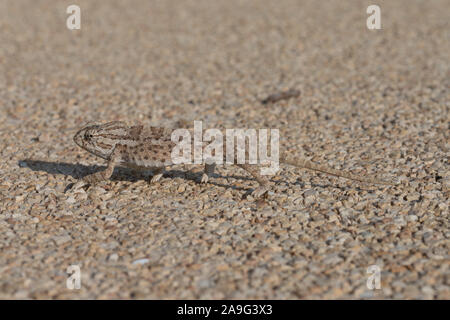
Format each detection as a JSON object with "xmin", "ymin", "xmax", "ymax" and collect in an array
[{"xmin": 73, "ymin": 121, "xmax": 395, "ymax": 197}]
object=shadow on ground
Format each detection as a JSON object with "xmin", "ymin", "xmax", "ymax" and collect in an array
[
  {"xmin": 18, "ymin": 159, "xmax": 358, "ymax": 196},
  {"xmin": 18, "ymin": 159, "xmax": 265, "ymax": 194}
]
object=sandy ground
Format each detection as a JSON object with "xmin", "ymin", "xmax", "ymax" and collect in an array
[{"xmin": 0, "ymin": 0, "xmax": 448, "ymax": 299}]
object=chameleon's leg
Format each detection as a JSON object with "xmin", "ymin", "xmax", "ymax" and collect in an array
[
  {"xmin": 83, "ymin": 154, "xmax": 118, "ymax": 184},
  {"xmin": 150, "ymin": 167, "xmax": 165, "ymax": 184},
  {"xmin": 237, "ymin": 164, "xmax": 271, "ymax": 197},
  {"xmin": 201, "ymin": 162, "xmax": 216, "ymax": 184}
]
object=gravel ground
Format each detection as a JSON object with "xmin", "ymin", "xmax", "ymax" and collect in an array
[{"xmin": 0, "ymin": 0, "xmax": 448, "ymax": 299}]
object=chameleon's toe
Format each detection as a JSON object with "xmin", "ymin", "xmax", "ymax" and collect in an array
[
  {"xmin": 70, "ymin": 180, "xmax": 88, "ymax": 191},
  {"xmin": 200, "ymin": 173, "xmax": 209, "ymax": 184},
  {"xmin": 150, "ymin": 173, "xmax": 164, "ymax": 184},
  {"xmin": 82, "ymin": 171, "xmax": 107, "ymax": 185},
  {"xmin": 82, "ymin": 176, "xmax": 96, "ymax": 185},
  {"xmin": 251, "ymin": 186, "xmax": 269, "ymax": 198}
]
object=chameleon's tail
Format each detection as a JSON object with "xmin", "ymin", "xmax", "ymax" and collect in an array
[{"xmin": 281, "ymin": 154, "xmax": 396, "ymax": 186}]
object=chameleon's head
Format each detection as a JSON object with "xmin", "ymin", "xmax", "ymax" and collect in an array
[{"xmin": 73, "ymin": 122, "xmax": 117, "ymax": 160}]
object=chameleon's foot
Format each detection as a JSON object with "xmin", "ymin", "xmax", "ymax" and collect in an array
[
  {"xmin": 82, "ymin": 172, "xmax": 106, "ymax": 185},
  {"xmin": 200, "ymin": 173, "xmax": 209, "ymax": 184},
  {"xmin": 150, "ymin": 173, "xmax": 164, "ymax": 184},
  {"xmin": 69, "ymin": 180, "xmax": 88, "ymax": 191},
  {"xmin": 251, "ymin": 186, "xmax": 270, "ymax": 198},
  {"xmin": 149, "ymin": 167, "xmax": 165, "ymax": 184},
  {"xmin": 201, "ymin": 163, "xmax": 215, "ymax": 184}
]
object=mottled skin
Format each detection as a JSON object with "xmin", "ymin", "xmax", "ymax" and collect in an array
[
  {"xmin": 73, "ymin": 121, "xmax": 395, "ymax": 197},
  {"xmin": 73, "ymin": 121, "xmax": 175, "ymax": 184}
]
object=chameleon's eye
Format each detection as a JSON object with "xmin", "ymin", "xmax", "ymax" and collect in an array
[{"xmin": 84, "ymin": 132, "xmax": 93, "ymax": 140}]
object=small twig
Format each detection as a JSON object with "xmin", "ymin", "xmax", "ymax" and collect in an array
[{"xmin": 261, "ymin": 89, "xmax": 301, "ymax": 104}]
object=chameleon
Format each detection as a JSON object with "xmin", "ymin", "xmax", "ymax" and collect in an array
[{"xmin": 73, "ymin": 121, "xmax": 396, "ymax": 197}]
